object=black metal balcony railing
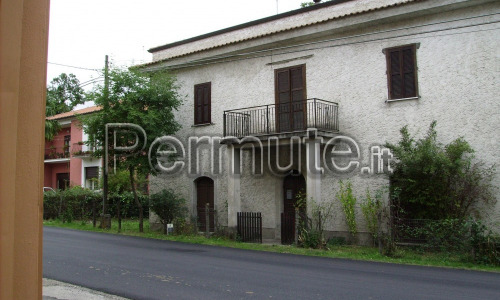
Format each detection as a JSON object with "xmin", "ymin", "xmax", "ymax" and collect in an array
[{"xmin": 223, "ymin": 98, "xmax": 339, "ymax": 137}]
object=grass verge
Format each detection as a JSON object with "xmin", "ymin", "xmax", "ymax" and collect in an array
[{"xmin": 43, "ymin": 219, "xmax": 499, "ymax": 272}]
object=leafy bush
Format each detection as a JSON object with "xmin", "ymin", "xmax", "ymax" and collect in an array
[
  {"xmin": 43, "ymin": 190, "xmax": 60, "ymax": 219},
  {"xmin": 172, "ymin": 216, "xmax": 198, "ymax": 236},
  {"xmin": 386, "ymin": 121, "xmax": 496, "ymax": 220},
  {"xmin": 360, "ymin": 188, "xmax": 384, "ymax": 245},
  {"xmin": 468, "ymin": 220, "xmax": 499, "ymax": 265},
  {"xmin": 395, "ymin": 218, "xmax": 499, "ymax": 265},
  {"xmin": 43, "ymin": 186, "xmax": 100, "ymax": 222},
  {"xmin": 108, "ymin": 192, "xmax": 149, "ymax": 219},
  {"xmin": 294, "ymin": 191, "xmax": 336, "ymax": 249},
  {"xmin": 149, "ymin": 189, "xmax": 188, "ymax": 234},
  {"xmin": 298, "ymin": 227, "xmax": 323, "ymax": 249},
  {"xmin": 337, "ymin": 180, "xmax": 357, "ymax": 237},
  {"xmin": 43, "ymin": 187, "xmax": 149, "ymax": 223},
  {"xmin": 327, "ymin": 237, "xmax": 346, "ymax": 246}
]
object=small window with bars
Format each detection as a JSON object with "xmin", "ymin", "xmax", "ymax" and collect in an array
[
  {"xmin": 385, "ymin": 44, "xmax": 419, "ymax": 100},
  {"xmin": 194, "ymin": 82, "xmax": 211, "ymax": 125}
]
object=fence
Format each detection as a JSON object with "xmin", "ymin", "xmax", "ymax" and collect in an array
[
  {"xmin": 393, "ymin": 218, "xmax": 430, "ymax": 244},
  {"xmin": 237, "ymin": 212, "xmax": 262, "ymax": 243}
]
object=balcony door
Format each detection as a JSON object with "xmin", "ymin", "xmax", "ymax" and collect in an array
[{"xmin": 275, "ymin": 65, "xmax": 307, "ymax": 133}]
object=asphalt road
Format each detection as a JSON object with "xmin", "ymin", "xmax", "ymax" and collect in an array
[{"xmin": 43, "ymin": 227, "xmax": 500, "ymax": 300}]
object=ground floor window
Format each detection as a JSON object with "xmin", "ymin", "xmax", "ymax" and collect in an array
[{"xmin": 85, "ymin": 166, "xmax": 99, "ymax": 190}]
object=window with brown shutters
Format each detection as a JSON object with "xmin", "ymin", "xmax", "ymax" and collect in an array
[
  {"xmin": 194, "ymin": 82, "xmax": 211, "ymax": 125},
  {"xmin": 385, "ymin": 44, "xmax": 418, "ymax": 100},
  {"xmin": 85, "ymin": 166, "xmax": 99, "ymax": 179}
]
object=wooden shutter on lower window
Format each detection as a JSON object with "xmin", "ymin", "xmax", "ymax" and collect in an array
[
  {"xmin": 386, "ymin": 44, "xmax": 417, "ymax": 99},
  {"xmin": 85, "ymin": 167, "xmax": 99, "ymax": 179},
  {"xmin": 194, "ymin": 82, "xmax": 211, "ymax": 125}
]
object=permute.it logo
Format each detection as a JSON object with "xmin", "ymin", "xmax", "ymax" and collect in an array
[{"xmin": 105, "ymin": 124, "xmax": 393, "ymax": 178}]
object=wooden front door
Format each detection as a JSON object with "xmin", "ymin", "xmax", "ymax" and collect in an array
[
  {"xmin": 275, "ymin": 65, "xmax": 307, "ymax": 133},
  {"xmin": 196, "ymin": 177, "xmax": 214, "ymax": 232},
  {"xmin": 281, "ymin": 173, "xmax": 306, "ymax": 244}
]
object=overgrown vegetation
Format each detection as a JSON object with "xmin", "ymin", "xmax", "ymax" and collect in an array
[
  {"xmin": 395, "ymin": 218, "xmax": 499, "ymax": 265},
  {"xmin": 149, "ymin": 189, "xmax": 188, "ymax": 234},
  {"xmin": 360, "ymin": 188, "xmax": 384, "ymax": 246},
  {"xmin": 386, "ymin": 121, "xmax": 499, "ymax": 265},
  {"xmin": 337, "ymin": 180, "xmax": 357, "ymax": 238},
  {"xmin": 295, "ymin": 191, "xmax": 336, "ymax": 249},
  {"xmin": 386, "ymin": 121, "xmax": 496, "ymax": 220}
]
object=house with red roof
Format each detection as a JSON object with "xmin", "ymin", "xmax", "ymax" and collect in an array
[{"xmin": 44, "ymin": 106, "xmax": 102, "ymax": 190}]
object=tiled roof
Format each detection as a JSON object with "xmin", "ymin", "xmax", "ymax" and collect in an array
[
  {"xmin": 46, "ymin": 105, "xmax": 102, "ymax": 120},
  {"xmin": 140, "ymin": 0, "xmax": 422, "ymax": 67}
]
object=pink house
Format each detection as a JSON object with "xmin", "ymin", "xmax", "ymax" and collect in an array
[{"xmin": 44, "ymin": 106, "xmax": 102, "ymax": 190}]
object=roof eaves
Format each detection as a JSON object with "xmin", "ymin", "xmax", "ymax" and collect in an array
[
  {"xmin": 46, "ymin": 106, "xmax": 102, "ymax": 121},
  {"xmin": 147, "ymin": 0, "xmax": 353, "ymax": 54},
  {"xmin": 138, "ymin": 0, "xmax": 422, "ymax": 69}
]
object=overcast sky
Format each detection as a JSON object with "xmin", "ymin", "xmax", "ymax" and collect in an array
[{"xmin": 47, "ymin": 0, "xmax": 308, "ymax": 92}]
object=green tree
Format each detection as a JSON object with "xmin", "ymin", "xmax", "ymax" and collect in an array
[
  {"xmin": 386, "ymin": 121, "xmax": 496, "ymax": 220},
  {"xmin": 82, "ymin": 67, "xmax": 182, "ymax": 232},
  {"xmin": 45, "ymin": 73, "xmax": 85, "ymax": 140}
]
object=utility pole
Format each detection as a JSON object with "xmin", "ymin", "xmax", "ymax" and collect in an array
[{"xmin": 101, "ymin": 54, "xmax": 111, "ymax": 229}]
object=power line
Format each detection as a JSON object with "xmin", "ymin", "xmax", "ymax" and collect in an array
[
  {"xmin": 79, "ymin": 78, "xmax": 104, "ymax": 88},
  {"xmin": 47, "ymin": 62, "xmax": 100, "ymax": 71}
]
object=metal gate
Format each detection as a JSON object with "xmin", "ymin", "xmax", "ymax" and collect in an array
[{"xmin": 237, "ymin": 212, "xmax": 262, "ymax": 243}]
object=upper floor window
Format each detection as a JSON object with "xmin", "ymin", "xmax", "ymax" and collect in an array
[
  {"xmin": 385, "ymin": 44, "xmax": 418, "ymax": 100},
  {"xmin": 194, "ymin": 82, "xmax": 211, "ymax": 125}
]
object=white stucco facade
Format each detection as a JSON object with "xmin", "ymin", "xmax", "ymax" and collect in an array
[{"xmin": 144, "ymin": 0, "xmax": 500, "ymax": 242}]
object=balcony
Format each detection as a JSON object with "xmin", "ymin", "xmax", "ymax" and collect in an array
[
  {"xmin": 44, "ymin": 145, "xmax": 70, "ymax": 161},
  {"xmin": 223, "ymin": 98, "xmax": 339, "ymax": 139},
  {"xmin": 72, "ymin": 142, "xmax": 96, "ymax": 158}
]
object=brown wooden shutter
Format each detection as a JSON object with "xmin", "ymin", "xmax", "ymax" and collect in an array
[
  {"xmin": 194, "ymin": 82, "xmax": 211, "ymax": 125},
  {"xmin": 85, "ymin": 167, "xmax": 99, "ymax": 179},
  {"xmin": 402, "ymin": 47, "xmax": 416, "ymax": 97},
  {"xmin": 275, "ymin": 65, "xmax": 306, "ymax": 132},
  {"xmin": 386, "ymin": 45, "xmax": 417, "ymax": 99}
]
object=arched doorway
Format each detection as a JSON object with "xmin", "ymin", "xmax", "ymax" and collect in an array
[
  {"xmin": 281, "ymin": 172, "xmax": 306, "ymax": 244},
  {"xmin": 196, "ymin": 177, "xmax": 214, "ymax": 232}
]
